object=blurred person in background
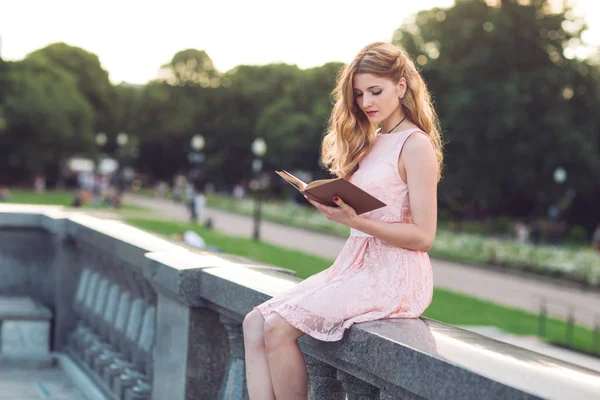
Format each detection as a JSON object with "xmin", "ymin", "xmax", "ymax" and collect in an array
[
  {"xmin": 593, "ymin": 223, "xmax": 600, "ymax": 253},
  {"xmin": 0, "ymin": 186, "xmax": 11, "ymax": 202},
  {"xmin": 33, "ymin": 174, "xmax": 46, "ymax": 194},
  {"xmin": 155, "ymin": 180, "xmax": 168, "ymax": 199}
]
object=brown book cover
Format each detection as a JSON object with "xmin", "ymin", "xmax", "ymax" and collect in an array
[{"xmin": 275, "ymin": 170, "xmax": 386, "ymax": 215}]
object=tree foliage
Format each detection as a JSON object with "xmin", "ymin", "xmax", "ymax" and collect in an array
[
  {"xmin": 2, "ymin": 0, "xmax": 599, "ymax": 232},
  {"xmin": 394, "ymin": 0, "xmax": 600, "ymax": 227},
  {"xmin": 27, "ymin": 43, "xmax": 117, "ymax": 135},
  {"xmin": 0, "ymin": 57, "xmax": 94, "ymax": 181}
]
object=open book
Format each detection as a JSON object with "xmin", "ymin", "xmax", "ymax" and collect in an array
[{"xmin": 275, "ymin": 170, "xmax": 386, "ymax": 215}]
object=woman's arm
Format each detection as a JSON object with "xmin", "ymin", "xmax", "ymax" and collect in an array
[{"xmin": 308, "ymin": 133, "xmax": 438, "ymax": 252}]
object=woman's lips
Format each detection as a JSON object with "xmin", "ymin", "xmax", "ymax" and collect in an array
[{"xmin": 366, "ymin": 111, "xmax": 377, "ymax": 116}]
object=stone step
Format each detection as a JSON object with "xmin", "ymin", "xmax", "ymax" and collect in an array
[{"xmin": 0, "ymin": 297, "xmax": 53, "ymax": 366}]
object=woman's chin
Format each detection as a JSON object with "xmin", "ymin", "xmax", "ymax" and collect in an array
[
  {"xmin": 370, "ymin": 116, "xmax": 383, "ymax": 124},
  {"xmin": 366, "ymin": 114, "xmax": 382, "ymax": 123}
]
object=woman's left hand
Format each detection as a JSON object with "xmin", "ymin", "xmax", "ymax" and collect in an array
[{"xmin": 306, "ymin": 196, "xmax": 359, "ymax": 228}]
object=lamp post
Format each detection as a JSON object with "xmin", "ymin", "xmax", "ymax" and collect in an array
[
  {"xmin": 94, "ymin": 132, "xmax": 107, "ymax": 178},
  {"xmin": 251, "ymin": 138, "xmax": 267, "ymax": 241},
  {"xmin": 116, "ymin": 131, "xmax": 129, "ymax": 147},
  {"xmin": 553, "ymin": 167, "xmax": 567, "ymax": 185},
  {"xmin": 95, "ymin": 132, "xmax": 107, "ymax": 147},
  {"xmin": 188, "ymin": 134, "xmax": 206, "ymax": 181},
  {"xmin": 188, "ymin": 134, "xmax": 206, "ymax": 223},
  {"xmin": 547, "ymin": 167, "xmax": 566, "ymax": 222}
]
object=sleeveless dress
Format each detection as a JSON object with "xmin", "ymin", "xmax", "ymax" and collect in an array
[{"xmin": 255, "ymin": 128, "xmax": 434, "ymax": 342}]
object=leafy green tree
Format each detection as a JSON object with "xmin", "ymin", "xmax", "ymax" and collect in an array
[
  {"xmin": 256, "ymin": 62, "xmax": 341, "ymax": 174},
  {"xmin": 27, "ymin": 43, "xmax": 117, "ymax": 138},
  {"xmin": 0, "ymin": 58, "xmax": 94, "ymax": 183},
  {"xmin": 394, "ymin": 0, "xmax": 600, "ymax": 228},
  {"xmin": 158, "ymin": 49, "xmax": 219, "ymax": 87}
]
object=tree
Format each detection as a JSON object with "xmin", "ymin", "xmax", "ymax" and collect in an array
[
  {"xmin": 256, "ymin": 63, "xmax": 342, "ymax": 174},
  {"xmin": 394, "ymin": 0, "xmax": 600, "ymax": 229},
  {"xmin": 27, "ymin": 43, "xmax": 117, "ymax": 138},
  {"xmin": 0, "ymin": 58, "xmax": 94, "ymax": 183},
  {"xmin": 158, "ymin": 49, "xmax": 219, "ymax": 87}
]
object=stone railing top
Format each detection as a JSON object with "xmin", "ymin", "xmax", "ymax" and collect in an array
[
  {"xmin": 2, "ymin": 205, "xmax": 600, "ymax": 399},
  {"xmin": 197, "ymin": 261, "xmax": 600, "ymax": 400}
]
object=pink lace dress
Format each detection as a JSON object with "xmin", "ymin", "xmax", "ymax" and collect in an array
[{"xmin": 255, "ymin": 128, "xmax": 434, "ymax": 341}]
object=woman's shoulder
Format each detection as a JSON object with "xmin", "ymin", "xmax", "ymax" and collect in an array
[
  {"xmin": 399, "ymin": 130, "xmax": 436, "ymax": 168},
  {"xmin": 403, "ymin": 128, "xmax": 434, "ymax": 151}
]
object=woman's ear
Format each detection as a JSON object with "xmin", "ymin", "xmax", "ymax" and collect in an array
[{"xmin": 397, "ymin": 77, "xmax": 407, "ymax": 98}]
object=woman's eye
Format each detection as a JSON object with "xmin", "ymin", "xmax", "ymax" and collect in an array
[
  {"xmin": 372, "ymin": 90, "xmax": 382, "ymax": 96},
  {"xmin": 354, "ymin": 93, "xmax": 363, "ymax": 98}
]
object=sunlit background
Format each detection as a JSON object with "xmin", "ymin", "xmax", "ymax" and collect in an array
[
  {"xmin": 1, "ymin": 0, "xmax": 599, "ymax": 84},
  {"xmin": 1, "ymin": 0, "xmax": 600, "ymax": 378}
]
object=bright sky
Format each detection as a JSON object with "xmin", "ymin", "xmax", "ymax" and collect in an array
[{"xmin": 1, "ymin": 0, "xmax": 598, "ymax": 84}]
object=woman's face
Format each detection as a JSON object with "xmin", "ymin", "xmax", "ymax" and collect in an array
[{"xmin": 352, "ymin": 73, "xmax": 404, "ymax": 124}]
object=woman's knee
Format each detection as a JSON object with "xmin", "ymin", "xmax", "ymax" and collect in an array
[
  {"xmin": 243, "ymin": 310, "xmax": 265, "ymax": 346},
  {"xmin": 263, "ymin": 314, "xmax": 302, "ymax": 351}
]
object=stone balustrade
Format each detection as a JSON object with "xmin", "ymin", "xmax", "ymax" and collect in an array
[{"xmin": 1, "ymin": 204, "xmax": 600, "ymax": 400}]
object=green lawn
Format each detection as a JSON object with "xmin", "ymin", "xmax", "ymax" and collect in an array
[
  {"xmin": 5, "ymin": 190, "xmax": 146, "ymax": 211},
  {"xmin": 127, "ymin": 217, "xmax": 599, "ymax": 355}
]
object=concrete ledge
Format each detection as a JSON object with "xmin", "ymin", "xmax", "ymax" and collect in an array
[{"xmin": 2, "ymin": 207, "xmax": 600, "ymax": 400}]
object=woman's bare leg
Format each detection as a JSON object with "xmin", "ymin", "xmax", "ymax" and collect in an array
[
  {"xmin": 264, "ymin": 314, "xmax": 308, "ymax": 399},
  {"xmin": 243, "ymin": 310, "xmax": 276, "ymax": 400}
]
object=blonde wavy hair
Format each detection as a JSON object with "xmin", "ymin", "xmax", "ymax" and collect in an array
[{"xmin": 321, "ymin": 42, "xmax": 443, "ymax": 180}]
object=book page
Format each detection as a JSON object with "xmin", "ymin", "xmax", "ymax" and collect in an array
[
  {"xmin": 306, "ymin": 177, "xmax": 339, "ymax": 190},
  {"xmin": 276, "ymin": 170, "xmax": 307, "ymax": 191}
]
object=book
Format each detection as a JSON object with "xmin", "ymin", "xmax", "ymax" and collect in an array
[{"xmin": 275, "ymin": 170, "xmax": 387, "ymax": 215}]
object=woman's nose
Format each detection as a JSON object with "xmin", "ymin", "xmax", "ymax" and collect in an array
[{"xmin": 362, "ymin": 95, "xmax": 372, "ymax": 109}]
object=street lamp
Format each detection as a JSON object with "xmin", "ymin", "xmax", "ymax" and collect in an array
[
  {"xmin": 116, "ymin": 132, "xmax": 129, "ymax": 147},
  {"xmin": 548, "ymin": 167, "xmax": 568, "ymax": 224},
  {"xmin": 95, "ymin": 132, "xmax": 107, "ymax": 147},
  {"xmin": 191, "ymin": 134, "xmax": 205, "ymax": 151},
  {"xmin": 553, "ymin": 167, "xmax": 567, "ymax": 184},
  {"xmin": 251, "ymin": 138, "xmax": 267, "ymax": 241},
  {"xmin": 188, "ymin": 134, "xmax": 206, "ymax": 174},
  {"xmin": 188, "ymin": 134, "xmax": 206, "ymax": 223}
]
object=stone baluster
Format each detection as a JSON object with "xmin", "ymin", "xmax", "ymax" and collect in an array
[
  {"xmin": 138, "ymin": 279, "xmax": 156, "ymax": 378},
  {"xmin": 77, "ymin": 276, "xmax": 109, "ymax": 360},
  {"xmin": 82, "ymin": 281, "xmax": 120, "ymax": 366},
  {"xmin": 337, "ymin": 371, "xmax": 379, "ymax": 400},
  {"xmin": 114, "ymin": 305, "xmax": 156, "ymax": 399},
  {"xmin": 218, "ymin": 315, "xmax": 248, "ymax": 400},
  {"xmin": 93, "ymin": 268, "xmax": 138, "ymax": 377},
  {"xmin": 68, "ymin": 271, "xmax": 100, "ymax": 353},
  {"xmin": 72, "ymin": 268, "xmax": 91, "ymax": 317},
  {"xmin": 103, "ymin": 296, "xmax": 143, "ymax": 389},
  {"xmin": 91, "ymin": 289, "xmax": 131, "ymax": 374},
  {"xmin": 305, "ymin": 355, "xmax": 345, "ymax": 400}
]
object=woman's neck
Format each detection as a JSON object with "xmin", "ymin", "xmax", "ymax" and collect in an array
[{"xmin": 381, "ymin": 111, "xmax": 408, "ymax": 134}]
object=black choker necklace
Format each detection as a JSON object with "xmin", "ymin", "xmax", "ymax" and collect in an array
[{"xmin": 385, "ymin": 115, "xmax": 408, "ymax": 134}]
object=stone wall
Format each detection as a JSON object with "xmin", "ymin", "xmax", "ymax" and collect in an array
[{"xmin": 1, "ymin": 205, "xmax": 600, "ymax": 400}]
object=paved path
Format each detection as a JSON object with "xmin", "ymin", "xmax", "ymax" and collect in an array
[{"xmin": 124, "ymin": 194, "xmax": 600, "ymax": 329}]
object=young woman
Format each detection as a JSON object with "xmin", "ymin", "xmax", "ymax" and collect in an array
[{"xmin": 243, "ymin": 41, "xmax": 443, "ymax": 400}]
